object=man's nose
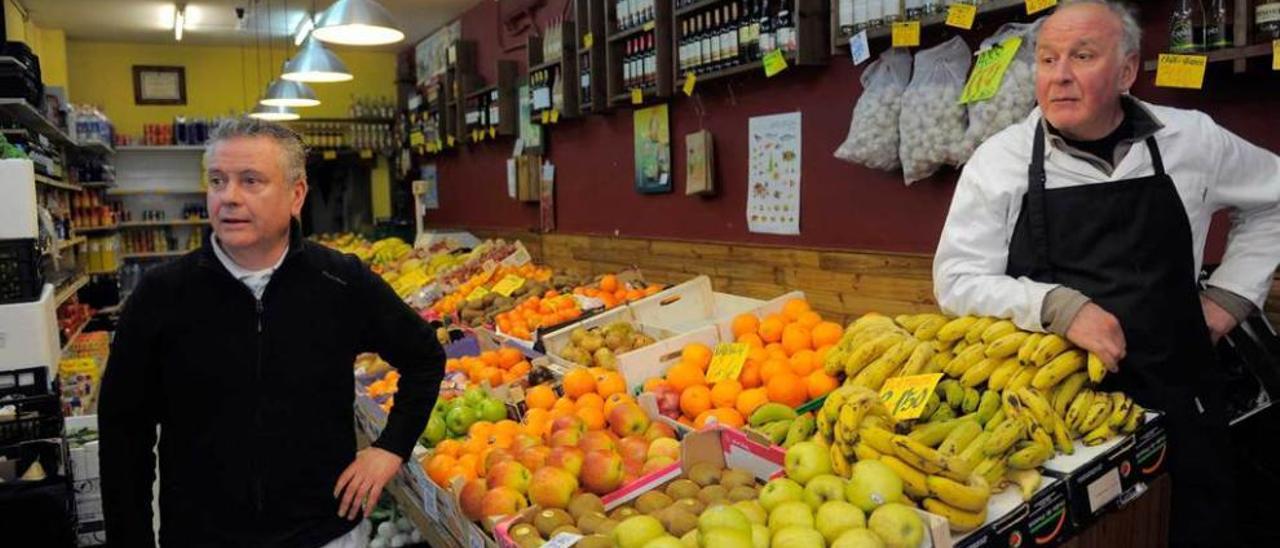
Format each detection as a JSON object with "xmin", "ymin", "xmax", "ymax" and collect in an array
[{"xmin": 1051, "ymin": 59, "xmax": 1074, "ymax": 83}]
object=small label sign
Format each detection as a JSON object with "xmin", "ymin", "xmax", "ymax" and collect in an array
[
  {"xmin": 946, "ymin": 3, "xmax": 978, "ymax": 30},
  {"xmin": 1154, "ymin": 53, "xmax": 1207, "ymax": 89},
  {"xmin": 763, "ymin": 50, "xmax": 788, "ymax": 77},
  {"xmin": 879, "ymin": 373, "xmax": 944, "ymax": 420},
  {"xmin": 892, "ymin": 22, "xmax": 921, "ymax": 48}
]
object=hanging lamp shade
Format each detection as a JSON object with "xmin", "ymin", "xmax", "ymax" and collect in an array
[
  {"xmin": 282, "ymin": 37, "xmax": 353, "ymax": 82},
  {"xmin": 312, "ymin": 0, "xmax": 404, "ymax": 46},
  {"xmin": 260, "ymin": 79, "xmax": 320, "ymax": 107},
  {"xmin": 249, "ymin": 104, "xmax": 301, "ymax": 121}
]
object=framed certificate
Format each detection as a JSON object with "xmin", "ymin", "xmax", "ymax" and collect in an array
[{"xmin": 133, "ymin": 65, "xmax": 186, "ymax": 105}]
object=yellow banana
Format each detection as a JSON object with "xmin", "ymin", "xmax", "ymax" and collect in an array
[
  {"xmin": 958, "ymin": 431, "xmax": 991, "ymax": 469},
  {"xmin": 984, "ymin": 417, "xmax": 1025, "ymax": 456},
  {"xmin": 1008, "ymin": 441, "xmax": 1053, "ymax": 469},
  {"xmin": 985, "ymin": 332, "xmax": 1031, "ymax": 359},
  {"xmin": 1122, "ymin": 403, "xmax": 1146, "ymax": 434},
  {"xmin": 938, "ymin": 380, "xmax": 965, "ymax": 408},
  {"xmin": 960, "ymin": 357, "xmax": 1001, "ymax": 389},
  {"xmin": 1030, "ymin": 426, "xmax": 1056, "ymax": 454},
  {"xmin": 851, "ymin": 313, "xmax": 896, "ymax": 334},
  {"xmin": 980, "ymin": 320, "xmax": 1019, "ymax": 344},
  {"xmin": 965, "ymin": 317, "xmax": 997, "ymax": 344},
  {"xmin": 937, "ymin": 316, "xmax": 979, "ymax": 343},
  {"xmin": 1082, "ymin": 423, "xmax": 1116, "ymax": 446},
  {"xmin": 1108, "ymin": 393, "xmax": 1134, "ymax": 429},
  {"xmin": 1052, "ymin": 413, "xmax": 1075, "ymax": 455},
  {"xmin": 1088, "ymin": 352, "xmax": 1109, "ymax": 383},
  {"xmin": 962, "ymin": 387, "xmax": 981, "ymax": 414},
  {"xmin": 945, "ymin": 344, "xmax": 988, "ymax": 378},
  {"xmin": 851, "ymin": 356, "xmax": 900, "ymax": 391},
  {"xmin": 900, "ymin": 342, "xmax": 937, "ymax": 376},
  {"xmin": 927, "ymin": 475, "xmax": 991, "ymax": 512},
  {"xmin": 1017, "ymin": 333, "xmax": 1045, "ymax": 365},
  {"xmin": 1031, "ymin": 350, "xmax": 1085, "ymax": 390},
  {"xmin": 1016, "ymin": 387, "xmax": 1056, "ymax": 430},
  {"xmin": 884, "ymin": 338, "xmax": 922, "ymax": 366},
  {"xmin": 1052, "ymin": 372, "xmax": 1090, "ymax": 417},
  {"xmin": 938, "ymin": 420, "xmax": 983, "ymax": 456},
  {"xmin": 832, "ymin": 443, "xmax": 852, "ymax": 477},
  {"xmin": 845, "ymin": 331, "xmax": 904, "ymax": 377},
  {"xmin": 1030, "ymin": 334, "xmax": 1071, "ymax": 367},
  {"xmin": 909, "ymin": 419, "xmax": 968, "ymax": 448},
  {"xmin": 983, "ymin": 409, "xmax": 1006, "ymax": 433},
  {"xmin": 853, "ymin": 441, "xmax": 882, "ymax": 463},
  {"xmin": 974, "ymin": 457, "xmax": 1008, "ymax": 488},
  {"xmin": 891, "ymin": 435, "xmax": 947, "ymax": 475},
  {"xmin": 923, "ymin": 498, "xmax": 988, "ymax": 533},
  {"xmin": 1007, "ymin": 366, "xmax": 1039, "ymax": 392},
  {"xmin": 860, "ymin": 426, "xmax": 898, "ymax": 456},
  {"xmin": 1079, "ymin": 396, "xmax": 1114, "ymax": 433},
  {"xmin": 976, "ymin": 390, "xmax": 1002, "ymax": 425},
  {"xmin": 913, "ymin": 315, "xmax": 950, "ymax": 341},
  {"xmin": 987, "ymin": 358, "xmax": 1023, "ymax": 391},
  {"xmin": 1065, "ymin": 389, "xmax": 1095, "ymax": 432},
  {"xmin": 882, "ymin": 455, "xmax": 930, "ymax": 498},
  {"xmin": 926, "ymin": 351, "xmax": 953, "ymax": 374},
  {"xmin": 1006, "ymin": 469, "xmax": 1043, "ymax": 502}
]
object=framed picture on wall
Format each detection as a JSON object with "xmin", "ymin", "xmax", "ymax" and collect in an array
[{"xmin": 133, "ymin": 65, "xmax": 187, "ymax": 105}]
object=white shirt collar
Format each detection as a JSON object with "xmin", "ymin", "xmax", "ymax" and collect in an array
[{"xmin": 211, "ymin": 234, "xmax": 288, "ymax": 281}]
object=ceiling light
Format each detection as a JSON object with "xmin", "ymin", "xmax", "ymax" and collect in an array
[
  {"xmin": 249, "ymin": 104, "xmax": 301, "ymax": 121},
  {"xmin": 260, "ymin": 79, "xmax": 320, "ymax": 107},
  {"xmin": 312, "ymin": 0, "xmax": 404, "ymax": 46},
  {"xmin": 282, "ymin": 37, "xmax": 353, "ymax": 82},
  {"xmin": 174, "ymin": 3, "xmax": 186, "ymax": 41},
  {"xmin": 294, "ymin": 15, "xmax": 315, "ymax": 46}
]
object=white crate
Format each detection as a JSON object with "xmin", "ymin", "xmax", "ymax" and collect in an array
[
  {"xmin": 710, "ymin": 290, "xmax": 808, "ymax": 342},
  {"xmin": 629, "ymin": 275, "xmax": 764, "ymax": 335},
  {"xmin": 617, "ymin": 324, "xmax": 723, "ymax": 395},
  {"xmin": 540, "ymin": 305, "xmax": 677, "ymax": 371}
]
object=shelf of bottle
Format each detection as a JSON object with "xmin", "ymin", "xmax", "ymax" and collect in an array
[
  {"xmin": 117, "ymin": 218, "xmax": 210, "ymax": 228},
  {"xmin": 679, "ymin": 51, "xmax": 795, "ymax": 83},
  {"xmin": 675, "ymin": 0, "xmax": 722, "ymax": 18},
  {"xmin": 529, "ymin": 59, "xmax": 565, "ymax": 73},
  {"xmin": 608, "ymin": 20, "xmax": 659, "ymax": 43},
  {"xmin": 610, "ymin": 85, "xmax": 660, "ymax": 104},
  {"xmin": 123, "ymin": 250, "xmax": 190, "ymax": 260},
  {"xmin": 464, "ymin": 85, "xmax": 498, "ymax": 99},
  {"xmin": 1140, "ymin": 43, "xmax": 1275, "ymax": 72}
]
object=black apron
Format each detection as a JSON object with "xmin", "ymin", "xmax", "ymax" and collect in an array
[{"xmin": 1006, "ymin": 123, "xmax": 1236, "ymax": 546}]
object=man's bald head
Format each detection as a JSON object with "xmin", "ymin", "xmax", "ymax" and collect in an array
[{"xmin": 1041, "ymin": 0, "xmax": 1142, "ymax": 59}]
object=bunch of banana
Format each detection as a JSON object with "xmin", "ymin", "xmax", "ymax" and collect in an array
[
  {"xmin": 917, "ymin": 380, "xmax": 1001, "ymax": 427},
  {"xmin": 814, "ymin": 385, "xmax": 894, "ymax": 475},
  {"xmin": 1062, "ymin": 389, "xmax": 1144, "ymax": 444},
  {"xmin": 746, "ymin": 404, "xmax": 816, "ymax": 448}
]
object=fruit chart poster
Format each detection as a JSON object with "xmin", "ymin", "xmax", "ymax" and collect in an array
[{"xmin": 747, "ymin": 112, "xmax": 801, "ymax": 235}]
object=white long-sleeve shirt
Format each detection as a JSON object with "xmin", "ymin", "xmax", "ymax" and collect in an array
[{"xmin": 933, "ymin": 98, "xmax": 1280, "ymax": 332}]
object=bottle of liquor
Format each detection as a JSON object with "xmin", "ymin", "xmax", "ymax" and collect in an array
[
  {"xmin": 714, "ymin": 9, "xmax": 726, "ymax": 70},
  {"xmin": 1170, "ymin": 0, "xmax": 1198, "ymax": 52},
  {"xmin": 748, "ymin": 0, "xmax": 762, "ymax": 60},
  {"xmin": 760, "ymin": 0, "xmax": 775, "ymax": 55},
  {"xmin": 679, "ymin": 19, "xmax": 691, "ymax": 73},
  {"xmin": 646, "ymin": 33, "xmax": 657, "ymax": 87},
  {"xmin": 626, "ymin": 39, "xmax": 636, "ymax": 88},
  {"xmin": 580, "ymin": 53, "xmax": 592, "ymax": 105},
  {"xmin": 699, "ymin": 13, "xmax": 713, "ymax": 74},
  {"xmin": 1202, "ymin": 0, "xmax": 1230, "ymax": 50},
  {"xmin": 723, "ymin": 6, "xmax": 738, "ymax": 67},
  {"xmin": 737, "ymin": 1, "xmax": 750, "ymax": 65},
  {"xmin": 551, "ymin": 66, "xmax": 563, "ymax": 111},
  {"xmin": 776, "ymin": 0, "xmax": 794, "ymax": 53}
]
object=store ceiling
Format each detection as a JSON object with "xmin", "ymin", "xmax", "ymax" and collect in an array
[{"xmin": 24, "ymin": 0, "xmax": 481, "ymax": 51}]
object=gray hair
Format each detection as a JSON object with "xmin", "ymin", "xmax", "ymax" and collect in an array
[
  {"xmin": 204, "ymin": 117, "xmax": 307, "ymax": 184},
  {"xmin": 1049, "ymin": 0, "xmax": 1143, "ymax": 58}
]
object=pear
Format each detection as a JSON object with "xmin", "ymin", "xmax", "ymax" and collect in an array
[
  {"xmin": 594, "ymin": 348, "xmax": 619, "ymax": 370},
  {"xmin": 581, "ymin": 334, "xmax": 605, "ymax": 353}
]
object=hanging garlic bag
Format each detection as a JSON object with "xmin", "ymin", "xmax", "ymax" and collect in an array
[
  {"xmin": 834, "ymin": 48, "xmax": 913, "ymax": 170},
  {"xmin": 899, "ymin": 36, "xmax": 972, "ymax": 185},
  {"xmin": 959, "ymin": 20, "xmax": 1043, "ymax": 160}
]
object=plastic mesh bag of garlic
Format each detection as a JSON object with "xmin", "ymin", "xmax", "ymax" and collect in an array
[
  {"xmin": 834, "ymin": 48, "xmax": 913, "ymax": 171},
  {"xmin": 958, "ymin": 19, "xmax": 1044, "ymax": 161},
  {"xmin": 899, "ymin": 36, "xmax": 972, "ymax": 185}
]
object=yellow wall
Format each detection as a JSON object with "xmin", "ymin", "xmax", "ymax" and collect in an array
[
  {"xmin": 66, "ymin": 40, "xmax": 396, "ymax": 138},
  {"xmin": 4, "ymin": 0, "xmax": 68, "ymax": 88}
]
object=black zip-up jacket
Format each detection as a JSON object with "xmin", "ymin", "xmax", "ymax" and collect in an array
[{"xmin": 99, "ymin": 226, "xmax": 444, "ymax": 547}]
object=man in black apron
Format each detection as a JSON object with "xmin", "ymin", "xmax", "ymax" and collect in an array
[{"xmin": 934, "ymin": 1, "xmax": 1280, "ymax": 545}]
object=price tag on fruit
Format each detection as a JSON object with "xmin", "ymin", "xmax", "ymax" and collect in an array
[
  {"xmin": 1154, "ymin": 53, "xmax": 1207, "ymax": 89},
  {"xmin": 322, "ymin": 150, "xmax": 337, "ymax": 160},
  {"xmin": 1025, "ymin": 0, "xmax": 1057, "ymax": 14},
  {"xmin": 359, "ymin": 149, "xmax": 373, "ymax": 159},
  {"xmin": 631, "ymin": 87, "xmax": 644, "ymax": 105},
  {"xmin": 583, "ymin": 33, "xmax": 594, "ymax": 49},
  {"xmin": 683, "ymin": 72, "xmax": 697, "ymax": 96},
  {"xmin": 491, "ymin": 275, "xmax": 526, "ymax": 297},
  {"xmin": 960, "ymin": 36, "xmax": 1023, "ymax": 104},
  {"xmin": 879, "ymin": 373, "xmax": 944, "ymax": 420},
  {"xmin": 705, "ymin": 343, "xmax": 751, "ymax": 383},
  {"xmin": 946, "ymin": 3, "xmax": 977, "ymax": 30},
  {"xmin": 550, "ymin": 109, "xmax": 560, "ymax": 124},
  {"xmin": 891, "ymin": 21, "xmax": 921, "ymax": 48},
  {"xmin": 466, "ymin": 286, "xmax": 490, "ymax": 302},
  {"xmin": 420, "ymin": 485, "xmax": 438, "ymax": 515},
  {"xmin": 542, "ymin": 533, "xmax": 584, "ymax": 548},
  {"xmin": 763, "ymin": 50, "xmax": 788, "ymax": 77}
]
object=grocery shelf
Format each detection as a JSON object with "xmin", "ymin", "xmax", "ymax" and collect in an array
[
  {"xmin": 35, "ymin": 173, "xmax": 83, "ymax": 192},
  {"xmin": 61, "ymin": 320, "xmax": 90, "ymax": 354},
  {"xmin": 76, "ymin": 139, "xmax": 115, "ymax": 156},
  {"xmin": 1141, "ymin": 43, "xmax": 1274, "ymax": 72},
  {"xmin": 674, "ymin": 0, "xmax": 720, "ymax": 17},
  {"xmin": 107, "ymin": 188, "xmax": 206, "ymax": 196},
  {"xmin": 608, "ymin": 21, "xmax": 654, "ymax": 43},
  {"xmin": 118, "ymin": 218, "xmax": 210, "ymax": 228},
  {"xmin": 76, "ymin": 224, "xmax": 119, "ymax": 233},
  {"xmin": 86, "ymin": 264, "xmax": 121, "ymax": 275},
  {"xmin": 56, "ymin": 236, "xmax": 87, "ymax": 252},
  {"xmin": 115, "ymin": 145, "xmax": 206, "ymax": 151},
  {"xmin": 0, "ymin": 98, "xmax": 75, "ymax": 147},
  {"xmin": 80, "ymin": 180, "xmax": 116, "ymax": 188},
  {"xmin": 123, "ymin": 250, "xmax": 189, "ymax": 260},
  {"xmin": 55, "ymin": 274, "xmax": 89, "ymax": 306}
]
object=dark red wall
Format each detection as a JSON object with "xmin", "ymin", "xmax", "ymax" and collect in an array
[{"xmin": 420, "ymin": 0, "xmax": 1278, "ymax": 258}]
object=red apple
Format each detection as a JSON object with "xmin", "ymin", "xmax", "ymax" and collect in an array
[
  {"xmin": 549, "ymin": 427, "xmax": 584, "ymax": 448},
  {"xmin": 581, "ymin": 450, "xmax": 625, "ymax": 495},
  {"xmin": 459, "ymin": 478, "xmax": 488, "ymax": 521},
  {"xmin": 643, "ymin": 455, "xmax": 677, "ymax": 474},
  {"xmin": 511, "ymin": 433, "xmax": 542, "ymax": 452},
  {"xmin": 482, "ymin": 448, "xmax": 515, "ymax": 476},
  {"xmin": 608, "ymin": 402, "xmax": 652, "ymax": 438},
  {"xmin": 547, "ymin": 446, "xmax": 585, "ymax": 477},
  {"xmin": 486, "ymin": 460, "xmax": 532, "ymax": 494},
  {"xmin": 644, "ymin": 422, "xmax": 678, "ymax": 442},
  {"xmin": 646, "ymin": 437, "xmax": 680, "ymax": 462},
  {"xmin": 551, "ymin": 415, "xmax": 586, "ymax": 435},
  {"xmin": 580, "ymin": 430, "xmax": 619, "ymax": 454},
  {"xmin": 618, "ymin": 436, "xmax": 650, "ymax": 464},
  {"xmin": 653, "ymin": 386, "xmax": 682, "ymax": 419},
  {"xmin": 480, "ymin": 486, "xmax": 528, "ymax": 518},
  {"xmin": 528, "ymin": 466, "xmax": 579, "ymax": 509},
  {"xmin": 624, "ymin": 458, "xmax": 644, "ymax": 477},
  {"xmin": 622, "ymin": 470, "xmax": 639, "ymax": 487},
  {"xmin": 517, "ymin": 445, "xmax": 551, "ymax": 471}
]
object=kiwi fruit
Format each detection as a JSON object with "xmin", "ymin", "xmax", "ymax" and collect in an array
[
  {"xmin": 697, "ymin": 484, "xmax": 728, "ymax": 505},
  {"xmin": 533, "ymin": 508, "xmax": 574, "ymax": 538},
  {"xmin": 659, "ymin": 508, "xmax": 699, "ymax": 537},
  {"xmin": 719, "ymin": 469, "xmax": 755, "ymax": 490},
  {"xmin": 674, "ymin": 497, "xmax": 706, "ymax": 515},
  {"xmin": 514, "ymin": 537, "xmax": 543, "ymax": 548},
  {"xmin": 609, "ymin": 506, "xmax": 639, "ymax": 521},
  {"xmin": 635, "ymin": 491, "xmax": 675, "ymax": 515},
  {"xmin": 665, "ymin": 479, "xmax": 701, "ymax": 501},
  {"xmin": 576, "ymin": 535, "xmax": 613, "ymax": 548},
  {"xmin": 568, "ymin": 493, "xmax": 606, "ymax": 521},
  {"xmin": 687, "ymin": 462, "xmax": 722, "ymax": 487},
  {"xmin": 727, "ymin": 485, "xmax": 758, "ymax": 502},
  {"xmin": 550, "ymin": 525, "xmax": 582, "ymax": 537},
  {"xmin": 594, "ymin": 518, "xmax": 619, "ymax": 536},
  {"xmin": 577, "ymin": 511, "xmax": 609, "ymax": 534},
  {"xmin": 508, "ymin": 523, "xmax": 542, "ymax": 548}
]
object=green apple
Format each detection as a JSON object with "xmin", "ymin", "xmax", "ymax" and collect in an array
[
  {"xmin": 613, "ymin": 515, "xmax": 667, "ymax": 548},
  {"xmin": 771, "ymin": 526, "xmax": 826, "ymax": 548},
  {"xmin": 750, "ymin": 524, "xmax": 769, "ymax": 548},
  {"xmin": 816, "ymin": 500, "xmax": 867, "ymax": 544},
  {"xmin": 697, "ymin": 504, "xmax": 752, "ymax": 535},
  {"xmin": 445, "ymin": 406, "xmax": 478, "ymax": 435},
  {"xmin": 423, "ymin": 415, "xmax": 447, "ymax": 445},
  {"xmin": 732, "ymin": 500, "xmax": 767, "ymax": 525},
  {"xmin": 463, "ymin": 387, "xmax": 487, "ymax": 407},
  {"xmin": 642, "ymin": 535, "xmax": 685, "ymax": 548},
  {"xmin": 680, "ymin": 529, "xmax": 699, "ymax": 548},
  {"xmin": 767, "ymin": 501, "xmax": 814, "ymax": 535},
  {"xmin": 758, "ymin": 478, "xmax": 805, "ymax": 513},
  {"xmin": 477, "ymin": 398, "xmax": 507, "ymax": 422},
  {"xmin": 845, "ymin": 460, "xmax": 903, "ymax": 513},
  {"xmin": 832, "ymin": 528, "xmax": 887, "ymax": 548},
  {"xmin": 868, "ymin": 503, "xmax": 925, "ymax": 548},
  {"xmin": 784, "ymin": 441, "xmax": 833, "ymax": 485},
  {"xmin": 803, "ymin": 474, "xmax": 847, "ymax": 509},
  {"xmin": 698, "ymin": 527, "xmax": 753, "ymax": 548}
]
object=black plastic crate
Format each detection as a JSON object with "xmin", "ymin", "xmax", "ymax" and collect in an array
[
  {"xmin": 0, "ymin": 239, "xmax": 42, "ymax": 304},
  {"xmin": 0, "ymin": 439, "xmax": 76, "ymax": 548},
  {"xmin": 0, "ymin": 367, "xmax": 61, "ymax": 446}
]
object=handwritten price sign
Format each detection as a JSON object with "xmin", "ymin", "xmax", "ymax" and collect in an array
[
  {"xmin": 705, "ymin": 343, "xmax": 750, "ymax": 384},
  {"xmin": 1155, "ymin": 54, "xmax": 1207, "ymax": 89},
  {"xmin": 491, "ymin": 275, "xmax": 526, "ymax": 297},
  {"xmin": 879, "ymin": 373, "xmax": 944, "ymax": 420},
  {"xmin": 960, "ymin": 37, "xmax": 1024, "ymax": 104}
]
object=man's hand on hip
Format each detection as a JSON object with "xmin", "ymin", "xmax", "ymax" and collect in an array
[
  {"xmin": 1200, "ymin": 295, "xmax": 1238, "ymax": 344},
  {"xmin": 1065, "ymin": 302, "xmax": 1126, "ymax": 372},
  {"xmin": 334, "ymin": 447, "xmax": 403, "ymax": 520}
]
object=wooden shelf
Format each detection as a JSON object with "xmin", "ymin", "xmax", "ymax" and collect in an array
[
  {"xmin": 76, "ymin": 224, "xmax": 118, "ymax": 233},
  {"xmin": 118, "ymin": 219, "xmax": 210, "ymax": 228},
  {"xmin": 115, "ymin": 145, "xmax": 206, "ymax": 151},
  {"xmin": 832, "ymin": 0, "xmax": 1023, "ymax": 53},
  {"xmin": 86, "ymin": 264, "xmax": 120, "ymax": 276},
  {"xmin": 606, "ymin": 1, "xmax": 674, "ymax": 104},
  {"xmin": 0, "ymin": 98, "xmax": 75, "ymax": 147},
  {"xmin": 1141, "ymin": 43, "xmax": 1275, "ymax": 72},
  {"xmin": 35, "ymin": 173, "xmax": 82, "ymax": 192},
  {"xmin": 123, "ymin": 250, "xmax": 189, "ymax": 260},
  {"xmin": 57, "ymin": 236, "xmax": 87, "ymax": 252},
  {"xmin": 80, "ymin": 181, "xmax": 116, "ymax": 188},
  {"xmin": 55, "ymin": 274, "xmax": 89, "ymax": 306},
  {"xmin": 528, "ymin": 24, "xmax": 582, "ymax": 122},
  {"xmin": 577, "ymin": 0, "xmax": 610, "ymax": 114},
  {"xmin": 608, "ymin": 21, "xmax": 656, "ymax": 43},
  {"xmin": 76, "ymin": 140, "xmax": 115, "ymax": 156},
  {"xmin": 675, "ymin": 0, "xmax": 721, "ymax": 17},
  {"xmin": 107, "ymin": 188, "xmax": 206, "ymax": 196}
]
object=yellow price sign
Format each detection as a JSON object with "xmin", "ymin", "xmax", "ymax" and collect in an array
[
  {"xmin": 583, "ymin": 33, "xmax": 594, "ymax": 49},
  {"xmin": 434, "ymin": 139, "xmax": 444, "ymax": 150},
  {"xmin": 631, "ymin": 87, "xmax": 644, "ymax": 105},
  {"xmin": 322, "ymin": 150, "xmax": 337, "ymax": 160},
  {"xmin": 879, "ymin": 374, "xmax": 944, "ymax": 420},
  {"xmin": 1272, "ymin": 40, "xmax": 1278, "ymax": 71},
  {"xmin": 409, "ymin": 131, "xmax": 425, "ymax": 146},
  {"xmin": 1025, "ymin": 0, "xmax": 1057, "ymax": 14},
  {"xmin": 892, "ymin": 22, "xmax": 921, "ymax": 48},
  {"xmin": 466, "ymin": 286, "xmax": 490, "ymax": 302},
  {"xmin": 394, "ymin": 270, "xmax": 430, "ymax": 295},
  {"xmin": 960, "ymin": 37, "xmax": 1023, "ymax": 104},
  {"xmin": 683, "ymin": 72, "xmax": 697, "ymax": 96},
  {"xmin": 643, "ymin": 21, "xmax": 655, "ymax": 32},
  {"xmin": 489, "ymin": 127, "xmax": 497, "ymax": 138},
  {"xmin": 491, "ymin": 275, "xmax": 526, "ymax": 297},
  {"xmin": 550, "ymin": 109, "xmax": 560, "ymax": 124},
  {"xmin": 1154, "ymin": 53, "xmax": 1207, "ymax": 89},
  {"xmin": 359, "ymin": 149, "xmax": 373, "ymax": 159},
  {"xmin": 946, "ymin": 3, "xmax": 977, "ymax": 30},
  {"xmin": 540, "ymin": 110, "xmax": 550, "ymax": 124},
  {"xmin": 763, "ymin": 50, "xmax": 788, "ymax": 77},
  {"xmin": 447, "ymin": 136, "xmax": 456, "ymax": 147},
  {"xmin": 425, "ymin": 142, "xmax": 436, "ymax": 153},
  {"xmin": 705, "ymin": 343, "xmax": 751, "ymax": 384}
]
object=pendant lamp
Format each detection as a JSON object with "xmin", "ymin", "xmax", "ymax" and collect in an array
[
  {"xmin": 282, "ymin": 36, "xmax": 353, "ymax": 82},
  {"xmin": 260, "ymin": 78, "xmax": 321, "ymax": 107},
  {"xmin": 249, "ymin": 104, "xmax": 301, "ymax": 121},
  {"xmin": 312, "ymin": 0, "xmax": 404, "ymax": 46}
]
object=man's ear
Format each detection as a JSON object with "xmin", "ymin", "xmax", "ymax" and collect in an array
[
  {"xmin": 291, "ymin": 179, "xmax": 309, "ymax": 217},
  {"xmin": 1119, "ymin": 52, "xmax": 1139, "ymax": 93}
]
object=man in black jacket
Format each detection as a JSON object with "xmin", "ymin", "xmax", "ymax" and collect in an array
[{"xmin": 99, "ymin": 118, "xmax": 444, "ymax": 547}]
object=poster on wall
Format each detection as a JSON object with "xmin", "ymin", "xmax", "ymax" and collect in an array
[
  {"xmin": 747, "ymin": 112, "xmax": 801, "ymax": 235},
  {"xmin": 633, "ymin": 104, "xmax": 671, "ymax": 194},
  {"xmin": 415, "ymin": 21, "xmax": 462, "ymax": 86},
  {"xmin": 518, "ymin": 84, "xmax": 544, "ymax": 154}
]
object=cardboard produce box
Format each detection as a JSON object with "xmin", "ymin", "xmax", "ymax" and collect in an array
[
  {"xmin": 628, "ymin": 276, "xmax": 764, "ymax": 336},
  {"xmin": 1040, "ymin": 411, "xmax": 1166, "ymax": 529},
  {"xmin": 540, "ymin": 305, "xmax": 678, "ymax": 373},
  {"xmin": 951, "ymin": 476, "xmax": 1074, "ymax": 548}
]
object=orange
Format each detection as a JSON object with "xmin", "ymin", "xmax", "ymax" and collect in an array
[
  {"xmin": 445, "ymin": 358, "xmax": 460, "ymax": 373},
  {"xmin": 552, "ymin": 396, "xmax": 576, "ymax": 416},
  {"xmin": 426, "ymin": 454, "xmax": 457, "ymax": 486},
  {"xmin": 765, "ymin": 343, "xmax": 788, "ymax": 360},
  {"xmin": 797, "ymin": 311, "xmax": 823, "ymax": 330},
  {"xmin": 736, "ymin": 388, "xmax": 770, "ymax": 418},
  {"xmin": 509, "ymin": 361, "xmax": 531, "ymax": 378},
  {"xmin": 523, "ymin": 407, "xmax": 550, "ymax": 425},
  {"xmin": 434, "ymin": 439, "xmax": 463, "ymax": 457},
  {"xmin": 482, "ymin": 367, "xmax": 505, "ymax": 387},
  {"xmin": 468, "ymin": 421, "xmax": 494, "ymax": 440},
  {"xmin": 682, "ymin": 343, "xmax": 713, "ymax": 372},
  {"xmin": 766, "ymin": 373, "xmax": 808, "ymax": 408},
  {"xmin": 747, "ymin": 347, "xmax": 768, "ymax": 364},
  {"xmin": 738, "ymin": 332, "xmax": 765, "ymax": 349},
  {"xmin": 680, "ymin": 385, "xmax": 712, "ymax": 419},
  {"xmin": 811, "ymin": 322, "xmax": 844, "ymax": 348},
  {"xmin": 731, "ymin": 314, "xmax": 761, "ymax": 338},
  {"xmin": 678, "ymin": 416, "xmax": 695, "ymax": 429},
  {"xmin": 807, "ymin": 371, "xmax": 839, "ymax": 399},
  {"xmin": 455, "ymin": 454, "xmax": 479, "ymax": 479},
  {"xmin": 526, "ymin": 385, "xmax": 557, "ymax": 410},
  {"xmin": 481, "ymin": 350, "xmax": 501, "ymax": 367},
  {"xmin": 497, "ymin": 347, "xmax": 524, "ymax": 369},
  {"xmin": 739, "ymin": 361, "xmax": 763, "ymax": 389},
  {"xmin": 463, "ymin": 436, "xmax": 488, "ymax": 456},
  {"xmin": 604, "ymin": 393, "xmax": 634, "ymax": 417},
  {"xmin": 695, "ymin": 408, "xmax": 744, "ymax": 429},
  {"xmin": 494, "ymin": 420, "xmax": 520, "ymax": 439},
  {"xmin": 710, "ymin": 380, "xmax": 743, "ymax": 409},
  {"xmin": 596, "ymin": 372, "xmax": 626, "ymax": 398},
  {"xmin": 643, "ymin": 377, "xmax": 670, "ymax": 393},
  {"xmin": 576, "ymin": 392, "xmax": 604, "ymax": 411},
  {"xmin": 781, "ymin": 325, "xmax": 813, "ymax": 356},
  {"xmin": 666, "ymin": 362, "xmax": 706, "ymax": 392},
  {"xmin": 789, "ymin": 349, "xmax": 816, "ymax": 376},
  {"xmin": 760, "ymin": 358, "xmax": 790, "ymax": 385},
  {"xmin": 488, "ymin": 431, "xmax": 514, "ymax": 449},
  {"xmin": 563, "ymin": 369, "xmax": 597, "ymax": 398},
  {"xmin": 599, "ymin": 274, "xmax": 619, "ymax": 293},
  {"xmin": 782, "ymin": 298, "xmax": 812, "ymax": 322},
  {"xmin": 576, "ymin": 406, "xmax": 607, "ymax": 430},
  {"xmin": 759, "ymin": 317, "xmax": 785, "ymax": 343}
]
